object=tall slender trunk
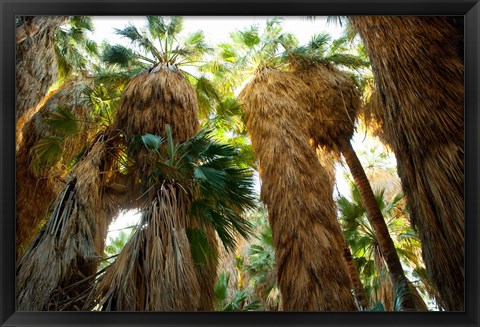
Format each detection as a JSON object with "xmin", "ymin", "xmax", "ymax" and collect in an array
[
  {"xmin": 342, "ymin": 140, "xmax": 418, "ymax": 311},
  {"xmin": 343, "ymin": 241, "xmax": 369, "ymax": 309}
]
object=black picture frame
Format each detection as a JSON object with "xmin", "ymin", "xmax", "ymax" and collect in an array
[{"xmin": 1, "ymin": 1, "xmax": 478, "ymax": 326}]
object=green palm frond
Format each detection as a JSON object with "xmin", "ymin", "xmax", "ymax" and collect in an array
[
  {"xmin": 54, "ymin": 17, "xmax": 99, "ymax": 79},
  {"xmin": 166, "ymin": 16, "xmax": 184, "ymax": 37},
  {"xmin": 231, "ymin": 26, "xmax": 261, "ymax": 48},
  {"xmin": 329, "ymin": 36, "xmax": 349, "ymax": 54},
  {"xmin": 115, "ymin": 24, "xmax": 147, "ymax": 47},
  {"xmin": 172, "ymin": 31, "xmax": 211, "ymax": 64},
  {"xmin": 116, "ymin": 24, "xmax": 163, "ymax": 61},
  {"xmin": 194, "ymin": 76, "xmax": 221, "ymax": 118},
  {"xmin": 308, "ymin": 32, "xmax": 331, "ymax": 54},
  {"xmin": 325, "ymin": 53, "xmax": 370, "ymax": 70},
  {"xmin": 44, "ymin": 107, "xmax": 81, "ymax": 136},
  {"xmin": 214, "ymin": 271, "xmax": 230, "ymax": 305},
  {"xmin": 92, "ymin": 61, "xmax": 142, "ymax": 87},
  {"xmin": 186, "ymin": 227, "xmax": 212, "ymax": 265},
  {"xmin": 30, "ymin": 136, "xmax": 64, "ymax": 175},
  {"xmin": 140, "ymin": 133, "xmax": 164, "ymax": 152},
  {"xmin": 326, "ymin": 16, "xmax": 347, "ymax": 27},
  {"xmin": 393, "ymin": 281, "xmax": 412, "ymax": 311},
  {"xmin": 84, "ymin": 39, "xmax": 99, "ymax": 57},
  {"xmin": 219, "ymin": 43, "xmax": 238, "ymax": 63},
  {"xmin": 214, "ymin": 271, "xmax": 261, "ymax": 311},
  {"xmin": 101, "ymin": 44, "xmax": 133, "ymax": 67},
  {"xmin": 146, "ymin": 16, "xmax": 167, "ymax": 39},
  {"xmin": 135, "ymin": 126, "xmax": 256, "ymax": 251},
  {"xmin": 69, "ymin": 16, "xmax": 95, "ymax": 32},
  {"xmin": 102, "ymin": 44, "xmax": 154, "ymax": 68}
]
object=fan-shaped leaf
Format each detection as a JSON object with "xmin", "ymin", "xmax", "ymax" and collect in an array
[{"xmin": 141, "ymin": 134, "xmax": 164, "ymax": 151}]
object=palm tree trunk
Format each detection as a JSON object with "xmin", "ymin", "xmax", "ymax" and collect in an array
[
  {"xmin": 16, "ymin": 78, "xmax": 94, "ymax": 258},
  {"xmin": 342, "ymin": 140, "xmax": 418, "ymax": 311},
  {"xmin": 17, "ymin": 136, "xmax": 118, "ymax": 311},
  {"xmin": 16, "ymin": 16, "xmax": 67, "ymax": 122},
  {"xmin": 350, "ymin": 16, "xmax": 464, "ymax": 311},
  {"xmin": 90, "ymin": 67, "xmax": 217, "ymax": 311},
  {"xmin": 343, "ymin": 241, "xmax": 369, "ymax": 309},
  {"xmin": 241, "ymin": 68, "xmax": 357, "ymax": 311}
]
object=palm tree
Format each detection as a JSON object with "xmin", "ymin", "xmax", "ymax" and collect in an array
[
  {"xmin": 69, "ymin": 16, "xmax": 257, "ymax": 311},
  {"xmin": 99, "ymin": 16, "xmax": 218, "ymax": 310},
  {"xmin": 226, "ymin": 20, "xmax": 357, "ymax": 311},
  {"xmin": 349, "ymin": 16, "xmax": 464, "ymax": 311},
  {"xmin": 16, "ymin": 16, "xmax": 97, "ymax": 145},
  {"xmin": 338, "ymin": 183, "xmax": 429, "ymax": 310},
  {"xmin": 15, "ymin": 17, "xmax": 101, "ymax": 258},
  {"xmin": 16, "ymin": 76, "xmax": 95, "ymax": 257},
  {"xmin": 85, "ymin": 127, "xmax": 256, "ymax": 311},
  {"xmin": 276, "ymin": 32, "xmax": 420, "ymax": 310},
  {"xmin": 17, "ymin": 132, "xmax": 122, "ymax": 310},
  {"xmin": 240, "ymin": 67, "xmax": 357, "ymax": 311},
  {"xmin": 315, "ymin": 145, "xmax": 369, "ymax": 309}
]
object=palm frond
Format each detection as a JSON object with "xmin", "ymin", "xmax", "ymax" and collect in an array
[
  {"xmin": 69, "ymin": 16, "xmax": 94, "ymax": 32},
  {"xmin": 308, "ymin": 32, "xmax": 331, "ymax": 54},
  {"xmin": 164, "ymin": 16, "xmax": 183, "ymax": 37},
  {"xmin": 232, "ymin": 26, "xmax": 261, "ymax": 48},
  {"xmin": 173, "ymin": 30, "xmax": 211, "ymax": 64},
  {"xmin": 325, "ymin": 53, "xmax": 370, "ymax": 70},
  {"xmin": 115, "ymin": 24, "xmax": 162, "ymax": 61},
  {"xmin": 43, "ymin": 107, "xmax": 81, "ymax": 136},
  {"xmin": 30, "ymin": 136, "xmax": 63, "ymax": 175},
  {"xmin": 186, "ymin": 227, "xmax": 213, "ymax": 265},
  {"xmin": 146, "ymin": 16, "xmax": 167, "ymax": 39},
  {"xmin": 326, "ymin": 16, "xmax": 347, "ymax": 27},
  {"xmin": 102, "ymin": 44, "xmax": 137, "ymax": 68},
  {"xmin": 194, "ymin": 76, "xmax": 221, "ymax": 117}
]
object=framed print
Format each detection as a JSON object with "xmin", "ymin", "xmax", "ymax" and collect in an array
[{"xmin": 1, "ymin": 0, "xmax": 478, "ymax": 326}]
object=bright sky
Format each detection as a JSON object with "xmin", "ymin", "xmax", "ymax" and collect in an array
[{"xmin": 89, "ymin": 16, "xmax": 343, "ymax": 47}]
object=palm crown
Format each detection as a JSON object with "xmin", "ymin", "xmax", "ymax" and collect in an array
[{"xmin": 103, "ymin": 16, "xmax": 210, "ymax": 70}]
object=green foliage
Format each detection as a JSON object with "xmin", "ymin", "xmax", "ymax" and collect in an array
[
  {"xmin": 337, "ymin": 182, "xmax": 432, "ymax": 308},
  {"xmin": 214, "ymin": 272, "xmax": 261, "ymax": 311},
  {"xmin": 130, "ymin": 126, "xmax": 257, "ymax": 251},
  {"xmin": 30, "ymin": 136, "xmax": 63, "ymax": 175},
  {"xmin": 83, "ymin": 65, "xmax": 135, "ymax": 129},
  {"xmin": 99, "ymin": 229, "xmax": 133, "ymax": 271},
  {"xmin": 186, "ymin": 228, "xmax": 212, "ymax": 266},
  {"xmin": 43, "ymin": 107, "xmax": 80, "ymax": 136},
  {"xmin": 280, "ymin": 31, "xmax": 369, "ymax": 71},
  {"xmin": 218, "ymin": 208, "xmax": 282, "ymax": 311},
  {"xmin": 102, "ymin": 44, "xmax": 148, "ymax": 68},
  {"xmin": 55, "ymin": 16, "xmax": 99, "ymax": 80},
  {"xmin": 106, "ymin": 16, "xmax": 211, "ymax": 69}
]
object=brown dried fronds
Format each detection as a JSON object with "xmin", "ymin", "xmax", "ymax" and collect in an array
[
  {"xmin": 16, "ymin": 77, "xmax": 95, "ymax": 256},
  {"xmin": 112, "ymin": 66, "xmax": 199, "ymax": 143},
  {"xmin": 111, "ymin": 66, "xmax": 200, "ymax": 190},
  {"xmin": 240, "ymin": 67, "xmax": 357, "ymax": 311},
  {"xmin": 16, "ymin": 135, "xmax": 119, "ymax": 311},
  {"xmin": 87, "ymin": 183, "xmax": 202, "ymax": 311},
  {"xmin": 293, "ymin": 63, "xmax": 361, "ymax": 154},
  {"xmin": 351, "ymin": 16, "xmax": 464, "ymax": 311}
]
